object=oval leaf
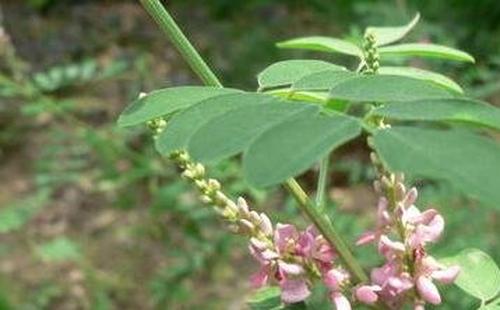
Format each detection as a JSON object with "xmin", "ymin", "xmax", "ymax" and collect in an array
[
  {"xmin": 292, "ymin": 70, "xmax": 357, "ymax": 91},
  {"xmin": 117, "ymin": 86, "xmax": 240, "ymax": 127},
  {"xmin": 258, "ymin": 60, "xmax": 345, "ymax": 90},
  {"xmin": 276, "ymin": 36, "xmax": 363, "ymax": 57},
  {"xmin": 441, "ymin": 249, "xmax": 500, "ymax": 300},
  {"xmin": 188, "ymin": 101, "xmax": 319, "ymax": 163},
  {"xmin": 379, "ymin": 43, "xmax": 475, "ymax": 63},
  {"xmin": 329, "ymin": 75, "xmax": 454, "ymax": 102},
  {"xmin": 372, "ymin": 126, "xmax": 500, "ymax": 208},
  {"xmin": 366, "ymin": 13, "xmax": 420, "ymax": 46},
  {"xmin": 378, "ymin": 66, "xmax": 463, "ymax": 93},
  {"xmin": 372, "ymin": 98, "xmax": 500, "ymax": 130},
  {"xmin": 156, "ymin": 93, "xmax": 273, "ymax": 155},
  {"xmin": 244, "ymin": 113, "xmax": 362, "ymax": 187}
]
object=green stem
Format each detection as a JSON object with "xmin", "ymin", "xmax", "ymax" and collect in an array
[
  {"xmin": 315, "ymin": 155, "xmax": 330, "ymax": 208},
  {"xmin": 285, "ymin": 179, "xmax": 368, "ymax": 283},
  {"xmin": 138, "ymin": 0, "xmax": 370, "ymax": 285},
  {"xmin": 138, "ymin": 0, "xmax": 222, "ymax": 87}
]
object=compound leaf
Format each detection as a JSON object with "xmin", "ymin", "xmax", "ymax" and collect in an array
[
  {"xmin": 117, "ymin": 86, "xmax": 240, "ymax": 127},
  {"xmin": 372, "ymin": 126, "xmax": 500, "ymax": 208},
  {"xmin": 276, "ymin": 36, "xmax": 363, "ymax": 57},
  {"xmin": 379, "ymin": 43, "xmax": 475, "ymax": 63},
  {"xmin": 244, "ymin": 113, "xmax": 362, "ymax": 187},
  {"xmin": 366, "ymin": 13, "xmax": 420, "ymax": 46},
  {"xmin": 372, "ymin": 98, "xmax": 500, "ymax": 130},
  {"xmin": 258, "ymin": 60, "xmax": 345, "ymax": 90}
]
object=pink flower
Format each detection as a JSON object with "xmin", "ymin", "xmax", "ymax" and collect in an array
[
  {"xmin": 280, "ymin": 279, "xmax": 311, "ymax": 304},
  {"xmin": 323, "ymin": 268, "xmax": 351, "ymax": 310},
  {"xmin": 355, "ymin": 285, "xmax": 381, "ymax": 304},
  {"xmin": 413, "ymin": 255, "xmax": 460, "ymax": 304}
]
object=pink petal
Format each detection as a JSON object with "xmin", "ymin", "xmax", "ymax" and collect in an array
[
  {"xmin": 296, "ymin": 231, "xmax": 315, "ymax": 257},
  {"xmin": 371, "ymin": 261, "xmax": 397, "ymax": 285},
  {"xmin": 314, "ymin": 242, "xmax": 336, "ymax": 263},
  {"xmin": 324, "ymin": 269, "xmax": 348, "ymax": 290},
  {"xmin": 280, "ymin": 279, "xmax": 311, "ymax": 304},
  {"xmin": 278, "ymin": 260, "xmax": 304, "ymax": 275},
  {"xmin": 249, "ymin": 266, "xmax": 269, "ymax": 288},
  {"xmin": 331, "ymin": 292, "xmax": 351, "ymax": 310},
  {"xmin": 355, "ymin": 285, "xmax": 381, "ymax": 304},
  {"xmin": 431, "ymin": 265, "xmax": 460, "ymax": 284},
  {"xmin": 274, "ymin": 223, "xmax": 298, "ymax": 253},
  {"xmin": 379, "ymin": 235, "xmax": 405, "ymax": 258},
  {"xmin": 416, "ymin": 276, "xmax": 441, "ymax": 305},
  {"xmin": 356, "ymin": 231, "xmax": 377, "ymax": 246}
]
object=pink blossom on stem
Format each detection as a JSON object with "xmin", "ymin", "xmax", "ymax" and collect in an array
[{"xmin": 355, "ymin": 173, "xmax": 460, "ymax": 309}]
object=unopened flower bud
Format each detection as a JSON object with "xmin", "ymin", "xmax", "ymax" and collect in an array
[
  {"xmin": 259, "ymin": 213, "xmax": 273, "ymax": 236},
  {"xmin": 237, "ymin": 197, "xmax": 250, "ymax": 215},
  {"xmin": 238, "ymin": 219, "xmax": 255, "ymax": 234},
  {"xmin": 200, "ymin": 194, "xmax": 212, "ymax": 204},
  {"xmin": 207, "ymin": 178, "xmax": 221, "ymax": 191},
  {"xmin": 249, "ymin": 211, "xmax": 261, "ymax": 225},
  {"xmin": 395, "ymin": 182, "xmax": 406, "ymax": 201}
]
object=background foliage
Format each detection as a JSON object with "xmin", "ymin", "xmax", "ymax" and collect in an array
[{"xmin": 0, "ymin": 0, "xmax": 498, "ymax": 309}]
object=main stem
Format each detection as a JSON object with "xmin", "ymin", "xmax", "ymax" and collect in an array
[
  {"xmin": 138, "ymin": 0, "xmax": 222, "ymax": 87},
  {"xmin": 138, "ymin": 0, "xmax": 369, "ymax": 284},
  {"xmin": 315, "ymin": 156, "xmax": 330, "ymax": 208}
]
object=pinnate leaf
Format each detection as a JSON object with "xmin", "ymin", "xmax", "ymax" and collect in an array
[
  {"xmin": 379, "ymin": 43, "xmax": 475, "ymax": 63},
  {"xmin": 188, "ymin": 101, "xmax": 319, "ymax": 163},
  {"xmin": 378, "ymin": 66, "xmax": 463, "ymax": 93},
  {"xmin": 329, "ymin": 75, "xmax": 453, "ymax": 102},
  {"xmin": 117, "ymin": 86, "xmax": 240, "ymax": 127},
  {"xmin": 372, "ymin": 126, "xmax": 500, "ymax": 208},
  {"xmin": 276, "ymin": 36, "xmax": 363, "ymax": 57},
  {"xmin": 372, "ymin": 98, "xmax": 500, "ymax": 130},
  {"xmin": 156, "ymin": 93, "xmax": 273, "ymax": 155},
  {"xmin": 440, "ymin": 249, "xmax": 500, "ymax": 301},
  {"xmin": 258, "ymin": 60, "xmax": 345, "ymax": 90},
  {"xmin": 244, "ymin": 112, "xmax": 362, "ymax": 187},
  {"xmin": 366, "ymin": 13, "xmax": 420, "ymax": 46},
  {"xmin": 292, "ymin": 70, "xmax": 357, "ymax": 91}
]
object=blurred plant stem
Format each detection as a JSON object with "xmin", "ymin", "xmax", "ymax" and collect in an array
[
  {"xmin": 137, "ymin": 0, "xmax": 369, "ymax": 284},
  {"xmin": 315, "ymin": 155, "xmax": 330, "ymax": 208}
]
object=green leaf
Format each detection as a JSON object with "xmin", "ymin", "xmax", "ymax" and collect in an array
[
  {"xmin": 378, "ymin": 66, "xmax": 463, "ymax": 93},
  {"xmin": 189, "ymin": 101, "xmax": 319, "ymax": 163},
  {"xmin": 292, "ymin": 70, "xmax": 357, "ymax": 91},
  {"xmin": 329, "ymin": 75, "xmax": 453, "ymax": 102},
  {"xmin": 244, "ymin": 113, "xmax": 362, "ymax": 187},
  {"xmin": 36, "ymin": 237, "xmax": 81, "ymax": 263},
  {"xmin": 247, "ymin": 287, "xmax": 282, "ymax": 310},
  {"xmin": 440, "ymin": 249, "xmax": 500, "ymax": 301},
  {"xmin": 366, "ymin": 13, "xmax": 420, "ymax": 46},
  {"xmin": 276, "ymin": 36, "xmax": 363, "ymax": 57},
  {"xmin": 372, "ymin": 98, "xmax": 500, "ymax": 130},
  {"xmin": 258, "ymin": 60, "xmax": 345, "ymax": 90},
  {"xmin": 117, "ymin": 86, "xmax": 240, "ymax": 127},
  {"xmin": 379, "ymin": 43, "xmax": 475, "ymax": 63},
  {"xmin": 156, "ymin": 93, "xmax": 273, "ymax": 155},
  {"xmin": 268, "ymin": 89, "xmax": 329, "ymax": 104},
  {"xmin": 372, "ymin": 127, "xmax": 500, "ymax": 207}
]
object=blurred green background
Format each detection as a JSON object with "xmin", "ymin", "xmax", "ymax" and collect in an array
[{"xmin": 0, "ymin": 0, "xmax": 498, "ymax": 309}]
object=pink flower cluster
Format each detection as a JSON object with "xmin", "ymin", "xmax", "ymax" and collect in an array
[
  {"xmin": 355, "ymin": 182, "xmax": 460, "ymax": 309},
  {"xmin": 249, "ymin": 223, "xmax": 352, "ymax": 309}
]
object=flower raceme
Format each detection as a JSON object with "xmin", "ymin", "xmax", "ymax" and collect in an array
[
  {"xmin": 355, "ymin": 170, "xmax": 460, "ymax": 309},
  {"xmin": 250, "ymin": 223, "xmax": 351, "ymax": 307},
  {"xmin": 169, "ymin": 150, "xmax": 353, "ymax": 308},
  {"xmin": 169, "ymin": 150, "xmax": 459, "ymax": 309}
]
